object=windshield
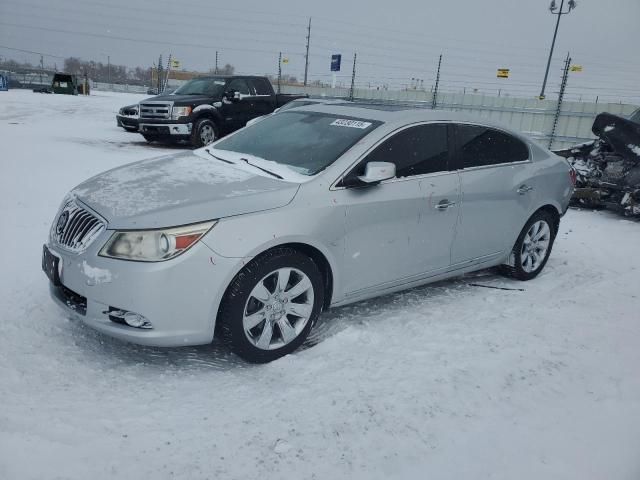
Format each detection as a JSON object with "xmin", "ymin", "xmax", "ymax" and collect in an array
[
  {"xmin": 277, "ymin": 100, "xmax": 320, "ymax": 113},
  {"xmin": 213, "ymin": 111, "xmax": 381, "ymax": 175},
  {"xmin": 173, "ymin": 77, "xmax": 226, "ymax": 96},
  {"xmin": 630, "ymin": 108, "xmax": 640, "ymax": 124}
]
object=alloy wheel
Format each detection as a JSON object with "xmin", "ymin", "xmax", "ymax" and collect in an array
[
  {"xmin": 242, "ymin": 268, "xmax": 315, "ymax": 350},
  {"xmin": 520, "ymin": 220, "xmax": 551, "ymax": 273},
  {"xmin": 199, "ymin": 124, "xmax": 216, "ymax": 145}
]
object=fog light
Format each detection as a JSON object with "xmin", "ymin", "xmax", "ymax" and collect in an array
[
  {"xmin": 107, "ymin": 308, "xmax": 153, "ymax": 329},
  {"xmin": 123, "ymin": 312, "xmax": 152, "ymax": 329}
]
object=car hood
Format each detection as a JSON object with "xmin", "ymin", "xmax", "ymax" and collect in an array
[
  {"xmin": 71, "ymin": 151, "xmax": 300, "ymax": 229},
  {"xmin": 143, "ymin": 94, "xmax": 219, "ymax": 105}
]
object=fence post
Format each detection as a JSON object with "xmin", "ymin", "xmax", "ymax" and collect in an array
[
  {"xmin": 349, "ymin": 53, "xmax": 357, "ymax": 101},
  {"xmin": 277, "ymin": 52, "xmax": 282, "ymax": 94},
  {"xmin": 432, "ymin": 54, "xmax": 442, "ymax": 109},
  {"xmin": 548, "ymin": 52, "xmax": 571, "ymax": 149}
]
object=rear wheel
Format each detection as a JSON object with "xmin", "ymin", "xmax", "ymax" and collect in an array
[
  {"xmin": 142, "ymin": 134, "xmax": 157, "ymax": 143},
  {"xmin": 499, "ymin": 210, "xmax": 557, "ymax": 281},
  {"xmin": 218, "ymin": 248, "xmax": 324, "ymax": 363}
]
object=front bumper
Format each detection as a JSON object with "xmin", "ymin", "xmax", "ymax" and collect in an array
[
  {"xmin": 45, "ymin": 233, "xmax": 243, "ymax": 347},
  {"xmin": 139, "ymin": 122, "xmax": 192, "ymax": 136}
]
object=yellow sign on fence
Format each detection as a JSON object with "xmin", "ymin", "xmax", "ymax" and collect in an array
[
  {"xmin": 281, "ymin": 57, "xmax": 289, "ymax": 64},
  {"xmin": 171, "ymin": 59, "xmax": 181, "ymax": 69},
  {"xmin": 570, "ymin": 64, "xmax": 583, "ymax": 72},
  {"xmin": 497, "ymin": 68, "xmax": 510, "ymax": 78}
]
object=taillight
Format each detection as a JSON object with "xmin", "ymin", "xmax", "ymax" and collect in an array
[{"xmin": 569, "ymin": 168, "xmax": 577, "ymax": 186}]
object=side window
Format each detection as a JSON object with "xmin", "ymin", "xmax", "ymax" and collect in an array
[
  {"xmin": 227, "ymin": 78, "xmax": 251, "ymax": 95},
  {"xmin": 250, "ymin": 78, "xmax": 272, "ymax": 95},
  {"xmin": 456, "ymin": 125, "xmax": 529, "ymax": 168},
  {"xmin": 364, "ymin": 124, "xmax": 449, "ymax": 178}
]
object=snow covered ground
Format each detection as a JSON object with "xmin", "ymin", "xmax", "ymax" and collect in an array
[{"xmin": 1, "ymin": 89, "xmax": 639, "ymax": 479}]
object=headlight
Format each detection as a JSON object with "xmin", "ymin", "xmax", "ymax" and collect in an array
[
  {"xmin": 99, "ymin": 220, "xmax": 216, "ymax": 262},
  {"xmin": 171, "ymin": 106, "xmax": 192, "ymax": 119}
]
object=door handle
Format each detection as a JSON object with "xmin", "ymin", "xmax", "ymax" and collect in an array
[
  {"xmin": 517, "ymin": 185, "xmax": 534, "ymax": 195},
  {"xmin": 435, "ymin": 200, "xmax": 456, "ymax": 210}
]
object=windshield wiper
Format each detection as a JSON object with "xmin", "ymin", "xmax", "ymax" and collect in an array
[
  {"xmin": 205, "ymin": 149, "xmax": 234, "ymax": 164},
  {"xmin": 240, "ymin": 158, "xmax": 283, "ymax": 179}
]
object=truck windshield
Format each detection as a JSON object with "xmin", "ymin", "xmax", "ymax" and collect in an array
[
  {"xmin": 173, "ymin": 78, "xmax": 226, "ymax": 96},
  {"xmin": 213, "ymin": 111, "xmax": 381, "ymax": 175}
]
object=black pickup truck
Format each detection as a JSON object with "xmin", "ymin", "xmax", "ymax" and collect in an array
[{"xmin": 137, "ymin": 75, "xmax": 306, "ymax": 147}]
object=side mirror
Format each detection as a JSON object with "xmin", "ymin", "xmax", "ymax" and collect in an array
[
  {"xmin": 225, "ymin": 89, "xmax": 241, "ymax": 102},
  {"xmin": 357, "ymin": 162, "xmax": 396, "ymax": 184}
]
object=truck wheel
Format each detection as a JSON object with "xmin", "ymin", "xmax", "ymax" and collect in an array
[
  {"xmin": 142, "ymin": 134, "xmax": 156, "ymax": 143},
  {"xmin": 191, "ymin": 119, "xmax": 219, "ymax": 148},
  {"xmin": 218, "ymin": 247, "xmax": 324, "ymax": 363}
]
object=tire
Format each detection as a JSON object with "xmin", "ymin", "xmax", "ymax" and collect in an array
[
  {"xmin": 499, "ymin": 210, "xmax": 557, "ymax": 281},
  {"xmin": 218, "ymin": 247, "xmax": 324, "ymax": 363},
  {"xmin": 142, "ymin": 134, "xmax": 156, "ymax": 143},
  {"xmin": 190, "ymin": 118, "xmax": 219, "ymax": 148},
  {"xmin": 123, "ymin": 126, "xmax": 138, "ymax": 133}
]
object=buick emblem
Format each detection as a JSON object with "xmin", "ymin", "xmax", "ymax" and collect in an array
[{"xmin": 56, "ymin": 211, "xmax": 69, "ymax": 235}]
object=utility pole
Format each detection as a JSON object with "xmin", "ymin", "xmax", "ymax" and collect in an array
[
  {"xmin": 539, "ymin": 0, "xmax": 577, "ymax": 99},
  {"xmin": 163, "ymin": 54, "xmax": 172, "ymax": 93},
  {"xmin": 549, "ymin": 52, "xmax": 571, "ymax": 149},
  {"xmin": 157, "ymin": 54, "xmax": 163, "ymax": 92},
  {"xmin": 303, "ymin": 17, "xmax": 311, "ymax": 86},
  {"xmin": 107, "ymin": 55, "xmax": 111, "ymax": 87},
  {"xmin": 432, "ymin": 54, "xmax": 442, "ymax": 109},
  {"xmin": 349, "ymin": 53, "xmax": 357, "ymax": 101},
  {"xmin": 39, "ymin": 55, "xmax": 44, "ymax": 85},
  {"xmin": 277, "ymin": 52, "xmax": 282, "ymax": 94},
  {"xmin": 215, "ymin": 50, "xmax": 219, "ymax": 74}
]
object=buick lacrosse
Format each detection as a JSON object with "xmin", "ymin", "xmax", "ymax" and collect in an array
[{"xmin": 43, "ymin": 103, "xmax": 574, "ymax": 362}]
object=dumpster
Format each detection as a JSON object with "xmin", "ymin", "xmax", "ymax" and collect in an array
[{"xmin": 51, "ymin": 73, "xmax": 81, "ymax": 95}]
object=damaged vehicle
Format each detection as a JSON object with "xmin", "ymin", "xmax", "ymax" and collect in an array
[
  {"xmin": 43, "ymin": 105, "xmax": 573, "ymax": 362},
  {"xmin": 116, "ymin": 104, "xmax": 140, "ymax": 132},
  {"xmin": 555, "ymin": 107, "xmax": 640, "ymax": 216},
  {"xmin": 116, "ymin": 104, "xmax": 139, "ymax": 132}
]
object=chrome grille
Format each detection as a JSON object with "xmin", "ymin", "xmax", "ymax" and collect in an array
[
  {"xmin": 52, "ymin": 200, "xmax": 105, "ymax": 253},
  {"xmin": 139, "ymin": 101, "xmax": 172, "ymax": 119}
]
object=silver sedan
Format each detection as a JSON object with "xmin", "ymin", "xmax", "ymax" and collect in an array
[{"xmin": 43, "ymin": 104, "xmax": 574, "ymax": 362}]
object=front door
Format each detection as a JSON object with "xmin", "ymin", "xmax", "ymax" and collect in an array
[
  {"xmin": 339, "ymin": 123, "xmax": 460, "ymax": 294},
  {"xmin": 221, "ymin": 78, "xmax": 253, "ymax": 131}
]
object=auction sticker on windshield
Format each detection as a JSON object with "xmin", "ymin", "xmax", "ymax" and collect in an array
[{"xmin": 330, "ymin": 119, "xmax": 372, "ymax": 129}]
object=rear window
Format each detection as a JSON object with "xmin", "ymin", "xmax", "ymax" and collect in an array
[
  {"xmin": 214, "ymin": 111, "xmax": 381, "ymax": 175},
  {"xmin": 249, "ymin": 78, "xmax": 273, "ymax": 96},
  {"xmin": 456, "ymin": 125, "xmax": 529, "ymax": 168}
]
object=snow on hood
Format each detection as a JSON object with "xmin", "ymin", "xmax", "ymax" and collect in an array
[{"xmin": 72, "ymin": 151, "xmax": 300, "ymax": 229}]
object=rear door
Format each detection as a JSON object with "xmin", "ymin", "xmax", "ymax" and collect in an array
[
  {"xmin": 339, "ymin": 123, "xmax": 460, "ymax": 294},
  {"xmin": 450, "ymin": 124, "xmax": 533, "ymax": 265}
]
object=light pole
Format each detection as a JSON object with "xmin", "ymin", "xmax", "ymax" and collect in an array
[{"xmin": 539, "ymin": 0, "xmax": 577, "ymax": 99}]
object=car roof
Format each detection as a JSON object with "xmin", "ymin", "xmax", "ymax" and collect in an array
[{"xmin": 293, "ymin": 101, "xmax": 515, "ymax": 132}]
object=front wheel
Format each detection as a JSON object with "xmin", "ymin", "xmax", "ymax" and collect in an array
[
  {"xmin": 218, "ymin": 248, "xmax": 324, "ymax": 363},
  {"xmin": 500, "ymin": 211, "xmax": 557, "ymax": 281},
  {"xmin": 190, "ymin": 118, "xmax": 218, "ymax": 148}
]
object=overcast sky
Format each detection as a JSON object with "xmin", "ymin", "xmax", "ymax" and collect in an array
[{"xmin": 1, "ymin": 0, "xmax": 638, "ymax": 103}]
